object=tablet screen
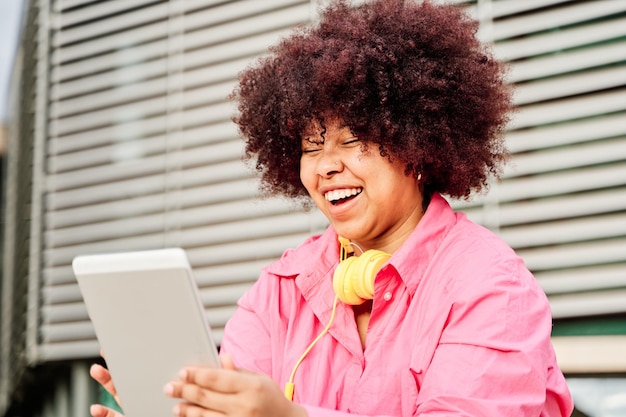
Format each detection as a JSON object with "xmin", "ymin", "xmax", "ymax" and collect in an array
[{"xmin": 73, "ymin": 248, "xmax": 220, "ymax": 417}]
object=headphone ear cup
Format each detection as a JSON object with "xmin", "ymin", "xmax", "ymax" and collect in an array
[
  {"xmin": 333, "ymin": 250, "xmax": 391, "ymax": 305},
  {"xmin": 333, "ymin": 257, "xmax": 364, "ymax": 305}
]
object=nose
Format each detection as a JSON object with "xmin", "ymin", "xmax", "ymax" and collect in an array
[{"xmin": 316, "ymin": 149, "xmax": 343, "ymax": 178}]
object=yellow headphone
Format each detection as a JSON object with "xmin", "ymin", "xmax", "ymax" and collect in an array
[
  {"xmin": 284, "ymin": 236, "xmax": 391, "ymax": 400},
  {"xmin": 333, "ymin": 236, "xmax": 391, "ymax": 305}
]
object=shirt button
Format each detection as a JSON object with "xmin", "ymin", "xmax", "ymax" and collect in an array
[{"xmin": 383, "ymin": 291, "xmax": 392, "ymax": 301}]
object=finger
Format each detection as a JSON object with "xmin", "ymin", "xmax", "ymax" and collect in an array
[
  {"xmin": 179, "ymin": 367, "xmax": 240, "ymax": 395},
  {"xmin": 173, "ymin": 402, "xmax": 225, "ymax": 417},
  {"xmin": 90, "ymin": 404, "xmax": 123, "ymax": 417},
  {"xmin": 165, "ymin": 381, "xmax": 231, "ymax": 414},
  {"xmin": 89, "ymin": 364, "xmax": 122, "ymax": 406},
  {"xmin": 219, "ymin": 353, "xmax": 237, "ymax": 371},
  {"xmin": 89, "ymin": 364, "xmax": 116, "ymax": 395}
]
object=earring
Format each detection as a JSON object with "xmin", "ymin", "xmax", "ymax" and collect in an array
[{"xmin": 417, "ymin": 173, "xmax": 422, "ymax": 181}]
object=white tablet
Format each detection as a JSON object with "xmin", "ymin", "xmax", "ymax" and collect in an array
[{"xmin": 73, "ymin": 248, "xmax": 220, "ymax": 417}]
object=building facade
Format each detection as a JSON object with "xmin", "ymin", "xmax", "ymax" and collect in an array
[{"xmin": 1, "ymin": 0, "xmax": 625, "ymax": 416}]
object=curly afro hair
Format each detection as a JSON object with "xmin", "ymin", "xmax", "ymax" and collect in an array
[{"xmin": 231, "ymin": 0, "xmax": 512, "ymax": 201}]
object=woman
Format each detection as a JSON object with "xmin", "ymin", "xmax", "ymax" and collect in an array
[{"xmin": 90, "ymin": 0, "xmax": 574, "ymax": 416}]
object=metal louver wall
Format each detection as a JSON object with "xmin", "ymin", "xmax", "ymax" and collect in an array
[
  {"xmin": 448, "ymin": 0, "xmax": 626, "ymax": 371},
  {"xmin": 27, "ymin": 0, "xmax": 626, "ymax": 368},
  {"xmin": 38, "ymin": 0, "xmax": 328, "ymax": 363},
  {"xmin": 455, "ymin": 0, "xmax": 626, "ymax": 319}
]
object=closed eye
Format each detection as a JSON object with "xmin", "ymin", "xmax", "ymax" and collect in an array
[
  {"xmin": 302, "ymin": 147, "xmax": 320, "ymax": 154},
  {"xmin": 342, "ymin": 137, "xmax": 360, "ymax": 146},
  {"xmin": 301, "ymin": 138, "xmax": 324, "ymax": 154}
]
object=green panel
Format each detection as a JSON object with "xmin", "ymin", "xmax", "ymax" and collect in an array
[
  {"xmin": 552, "ymin": 316, "xmax": 626, "ymax": 336},
  {"xmin": 99, "ymin": 386, "xmax": 124, "ymax": 414}
]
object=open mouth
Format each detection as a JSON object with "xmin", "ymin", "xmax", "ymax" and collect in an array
[{"xmin": 324, "ymin": 188, "xmax": 362, "ymax": 205}]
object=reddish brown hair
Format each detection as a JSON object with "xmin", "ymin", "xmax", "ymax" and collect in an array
[{"xmin": 231, "ymin": 0, "xmax": 512, "ymax": 200}]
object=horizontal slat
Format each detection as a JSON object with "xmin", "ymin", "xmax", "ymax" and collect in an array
[
  {"xmin": 52, "ymin": 1, "xmax": 308, "ymax": 65},
  {"xmin": 50, "ymin": 0, "xmax": 284, "ymax": 79},
  {"xmin": 36, "ymin": 310, "xmax": 232, "ymax": 362},
  {"xmin": 51, "ymin": 77, "xmax": 168, "ymax": 118},
  {"xmin": 518, "ymin": 237, "xmax": 626, "ymax": 271},
  {"xmin": 178, "ymin": 3, "xmax": 309, "ymax": 53},
  {"xmin": 48, "ymin": 177, "xmax": 259, "ymax": 217},
  {"xmin": 504, "ymin": 137, "xmax": 626, "ymax": 178},
  {"xmin": 52, "ymin": 0, "xmax": 306, "ymax": 85},
  {"xmin": 41, "ymin": 321, "xmax": 94, "ymax": 342},
  {"xmin": 54, "ymin": 2, "xmax": 170, "ymax": 47},
  {"xmin": 46, "ymin": 213, "xmax": 169, "ymax": 248},
  {"xmin": 462, "ymin": 188, "xmax": 626, "ymax": 227},
  {"xmin": 50, "ymin": 137, "xmax": 242, "ymax": 174},
  {"xmin": 44, "ymin": 229, "xmax": 316, "ymax": 268},
  {"xmin": 37, "ymin": 340, "xmax": 101, "ymax": 362},
  {"xmin": 57, "ymin": 0, "xmax": 163, "ymax": 26},
  {"xmin": 509, "ymin": 89, "xmax": 626, "ymax": 130},
  {"xmin": 499, "ymin": 212, "xmax": 626, "ymax": 249},
  {"xmin": 536, "ymin": 263, "xmax": 626, "ymax": 295},
  {"xmin": 49, "ymin": 100, "xmax": 232, "ymax": 142},
  {"xmin": 42, "ymin": 256, "xmax": 274, "ymax": 289},
  {"xmin": 490, "ymin": 0, "xmax": 574, "ymax": 19},
  {"xmin": 51, "ymin": 38, "xmax": 170, "ymax": 82},
  {"xmin": 49, "ymin": 157, "xmax": 247, "ymax": 193},
  {"xmin": 40, "ymin": 282, "xmax": 252, "ymax": 331},
  {"xmin": 52, "ymin": 118, "xmax": 236, "ymax": 155},
  {"xmin": 193, "ymin": 259, "xmax": 278, "ymax": 287},
  {"xmin": 507, "ymin": 40, "xmax": 626, "ymax": 83},
  {"xmin": 198, "ymin": 282, "xmax": 254, "ymax": 308},
  {"xmin": 50, "ymin": 76, "xmax": 231, "ymax": 121},
  {"xmin": 506, "ymin": 113, "xmax": 626, "ymax": 153},
  {"xmin": 492, "ymin": 0, "xmax": 626, "ymax": 41},
  {"xmin": 548, "ymin": 288, "xmax": 626, "ymax": 318},
  {"xmin": 42, "ymin": 302, "xmax": 86, "ymax": 323},
  {"xmin": 182, "ymin": 0, "xmax": 304, "ymax": 34},
  {"xmin": 47, "ymin": 178, "xmax": 260, "ymax": 225},
  {"xmin": 160, "ymin": 211, "xmax": 329, "ymax": 249},
  {"xmin": 40, "ymin": 303, "xmax": 235, "ymax": 344},
  {"xmin": 56, "ymin": 0, "xmax": 107, "ymax": 12},
  {"xmin": 58, "ymin": 0, "xmax": 268, "ymax": 37},
  {"xmin": 51, "ymin": 53, "xmax": 250, "ymax": 102},
  {"xmin": 495, "ymin": 17, "xmax": 626, "ymax": 61},
  {"xmin": 496, "ymin": 162, "xmax": 626, "ymax": 203},
  {"xmin": 43, "ymin": 283, "xmax": 81, "ymax": 304},
  {"xmin": 46, "ymin": 198, "xmax": 304, "ymax": 247},
  {"xmin": 52, "ymin": 26, "xmax": 289, "ymax": 84},
  {"xmin": 48, "ymin": 138, "xmax": 244, "ymax": 174},
  {"xmin": 436, "ymin": 0, "xmax": 474, "ymax": 4},
  {"xmin": 52, "ymin": 91, "xmax": 180, "ymax": 135},
  {"xmin": 184, "ymin": 232, "xmax": 325, "ymax": 268},
  {"xmin": 52, "ymin": 17, "xmax": 169, "ymax": 65},
  {"xmin": 513, "ymin": 66, "xmax": 626, "ymax": 106}
]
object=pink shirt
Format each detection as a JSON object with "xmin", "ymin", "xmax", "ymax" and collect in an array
[{"xmin": 221, "ymin": 194, "xmax": 573, "ymax": 416}]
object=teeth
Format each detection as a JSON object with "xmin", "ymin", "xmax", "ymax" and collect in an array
[{"xmin": 324, "ymin": 188, "xmax": 362, "ymax": 202}]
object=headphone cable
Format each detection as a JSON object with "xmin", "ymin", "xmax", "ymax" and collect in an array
[{"xmin": 284, "ymin": 294, "xmax": 340, "ymax": 401}]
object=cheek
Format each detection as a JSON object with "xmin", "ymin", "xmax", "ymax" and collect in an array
[{"xmin": 299, "ymin": 162, "xmax": 316, "ymax": 193}]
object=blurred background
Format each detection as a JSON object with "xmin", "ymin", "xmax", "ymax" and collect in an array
[{"xmin": 0, "ymin": 0, "xmax": 625, "ymax": 416}]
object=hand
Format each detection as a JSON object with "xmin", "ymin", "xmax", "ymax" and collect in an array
[
  {"xmin": 89, "ymin": 350, "xmax": 125, "ymax": 417},
  {"xmin": 164, "ymin": 354, "xmax": 307, "ymax": 417}
]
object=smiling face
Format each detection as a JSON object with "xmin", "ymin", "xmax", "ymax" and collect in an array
[{"xmin": 300, "ymin": 120, "xmax": 424, "ymax": 254}]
